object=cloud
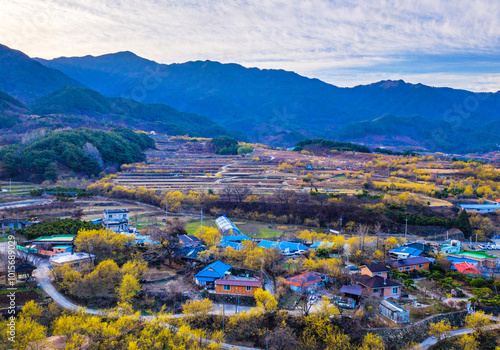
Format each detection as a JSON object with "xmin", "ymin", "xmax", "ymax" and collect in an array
[{"xmin": 1, "ymin": 0, "xmax": 500, "ymax": 90}]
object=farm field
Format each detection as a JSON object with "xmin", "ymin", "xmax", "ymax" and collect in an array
[{"xmin": 0, "ymin": 181, "xmax": 39, "ymax": 202}]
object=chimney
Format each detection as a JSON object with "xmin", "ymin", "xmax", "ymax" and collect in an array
[{"xmin": 384, "ymin": 278, "xmax": 387, "ymax": 285}]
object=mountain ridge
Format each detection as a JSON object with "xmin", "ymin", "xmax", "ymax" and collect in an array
[{"xmin": 2, "ymin": 44, "xmax": 499, "ymax": 153}]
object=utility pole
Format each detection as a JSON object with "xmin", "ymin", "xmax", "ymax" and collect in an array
[
  {"xmin": 339, "ymin": 216, "xmax": 343, "ymax": 234},
  {"xmin": 165, "ymin": 201, "xmax": 168, "ymax": 222},
  {"xmin": 200, "ymin": 207, "xmax": 203, "ymax": 228},
  {"xmin": 222, "ymin": 304, "xmax": 225, "ymax": 332},
  {"xmin": 9, "ymin": 178, "xmax": 12, "ymax": 193},
  {"xmin": 405, "ymin": 215, "xmax": 408, "ymax": 239}
]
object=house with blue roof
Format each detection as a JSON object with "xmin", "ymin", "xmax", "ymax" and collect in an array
[
  {"xmin": 221, "ymin": 235, "xmax": 252, "ymax": 243},
  {"xmin": 389, "ymin": 246, "xmax": 423, "ymax": 260},
  {"xmin": 219, "ymin": 235, "xmax": 252, "ymax": 250},
  {"xmin": 258, "ymin": 240, "xmax": 308, "ymax": 255},
  {"xmin": 195, "ymin": 260, "xmax": 232, "ymax": 286},
  {"xmin": 446, "ymin": 256, "xmax": 480, "ymax": 268},
  {"xmin": 220, "ymin": 241, "xmax": 245, "ymax": 251}
]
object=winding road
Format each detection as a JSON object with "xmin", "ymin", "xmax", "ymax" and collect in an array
[
  {"xmin": 412, "ymin": 314, "xmax": 500, "ymax": 350},
  {"xmin": 33, "ymin": 259, "xmax": 260, "ymax": 349}
]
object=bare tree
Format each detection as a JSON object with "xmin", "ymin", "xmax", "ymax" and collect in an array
[
  {"xmin": 222, "ymin": 186, "xmax": 232, "ymax": 201},
  {"xmin": 233, "ymin": 187, "xmax": 251, "ymax": 203},
  {"xmin": 356, "ymin": 224, "xmax": 370, "ymax": 252},
  {"xmin": 298, "ymin": 286, "xmax": 316, "ymax": 316},
  {"xmin": 150, "ymin": 227, "xmax": 177, "ymax": 266},
  {"xmin": 71, "ymin": 208, "xmax": 85, "ymax": 220}
]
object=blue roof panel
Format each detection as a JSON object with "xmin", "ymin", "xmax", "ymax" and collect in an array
[{"xmin": 196, "ymin": 260, "xmax": 232, "ymax": 280}]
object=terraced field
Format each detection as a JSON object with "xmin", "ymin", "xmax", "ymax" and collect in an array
[
  {"xmin": 0, "ymin": 181, "xmax": 39, "ymax": 202},
  {"xmin": 113, "ymin": 138, "xmax": 290, "ymax": 193}
]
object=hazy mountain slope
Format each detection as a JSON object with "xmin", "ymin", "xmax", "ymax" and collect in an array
[
  {"xmin": 37, "ymin": 53, "xmax": 364, "ymax": 139},
  {"xmin": 335, "ymin": 115, "xmax": 500, "ymax": 153},
  {"xmin": 29, "ymin": 86, "xmax": 239, "ymax": 138},
  {"xmin": 0, "ymin": 89, "xmax": 28, "ymax": 112},
  {"xmin": 37, "ymin": 51, "xmax": 500, "ymax": 151},
  {"xmin": 0, "ymin": 44, "xmax": 84, "ymax": 103}
]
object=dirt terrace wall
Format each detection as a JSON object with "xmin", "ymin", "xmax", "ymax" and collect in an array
[{"xmin": 337, "ymin": 311, "xmax": 467, "ymax": 350}]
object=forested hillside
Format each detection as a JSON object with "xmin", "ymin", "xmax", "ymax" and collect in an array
[{"xmin": 0, "ymin": 128, "xmax": 155, "ymax": 182}]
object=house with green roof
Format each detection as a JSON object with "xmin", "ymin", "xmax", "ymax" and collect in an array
[{"xmin": 448, "ymin": 250, "xmax": 499, "ymax": 268}]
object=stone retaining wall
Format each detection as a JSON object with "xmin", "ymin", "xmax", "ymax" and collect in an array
[{"xmin": 337, "ymin": 311, "xmax": 467, "ymax": 350}]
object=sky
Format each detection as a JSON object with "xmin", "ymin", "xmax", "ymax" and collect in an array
[{"xmin": 1, "ymin": 0, "xmax": 500, "ymax": 91}]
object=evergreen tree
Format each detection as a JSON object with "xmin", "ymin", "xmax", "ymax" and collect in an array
[{"xmin": 457, "ymin": 210, "xmax": 473, "ymax": 239}]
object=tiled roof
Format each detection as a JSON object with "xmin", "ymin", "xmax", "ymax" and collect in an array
[
  {"xmin": 284, "ymin": 272, "xmax": 323, "ymax": 287},
  {"xmin": 387, "ymin": 257, "xmax": 431, "ymax": 268},
  {"xmin": 362, "ymin": 263, "xmax": 390, "ymax": 273},
  {"xmin": 355, "ymin": 275, "xmax": 401, "ymax": 289}
]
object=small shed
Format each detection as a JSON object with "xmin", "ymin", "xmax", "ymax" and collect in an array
[
  {"xmin": 379, "ymin": 299, "xmax": 410, "ymax": 323},
  {"xmin": 340, "ymin": 284, "xmax": 363, "ymax": 304}
]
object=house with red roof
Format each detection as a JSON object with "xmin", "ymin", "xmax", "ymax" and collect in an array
[
  {"xmin": 284, "ymin": 272, "xmax": 328, "ymax": 292},
  {"xmin": 454, "ymin": 262, "xmax": 482, "ymax": 277},
  {"xmin": 215, "ymin": 276, "xmax": 262, "ymax": 296}
]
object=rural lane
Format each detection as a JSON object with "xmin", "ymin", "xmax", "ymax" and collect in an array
[
  {"xmin": 413, "ymin": 314, "xmax": 500, "ymax": 350},
  {"xmin": 33, "ymin": 259, "xmax": 261, "ymax": 350}
]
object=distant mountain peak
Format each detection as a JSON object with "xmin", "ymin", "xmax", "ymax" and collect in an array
[{"xmin": 377, "ymin": 79, "xmax": 407, "ymax": 88}]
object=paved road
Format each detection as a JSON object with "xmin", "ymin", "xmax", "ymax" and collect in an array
[
  {"xmin": 413, "ymin": 314, "xmax": 500, "ymax": 350},
  {"xmin": 33, "ymin": 259, "xmax": 260, "ymax": 349}
]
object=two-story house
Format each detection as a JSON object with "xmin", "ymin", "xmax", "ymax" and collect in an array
[{"xmin": 360, "ymin": 263, "xmax": 390, "ymax": 278}]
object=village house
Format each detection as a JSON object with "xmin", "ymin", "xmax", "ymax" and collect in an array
[
  {"xmin": 178, "ymin": 234, "xmax": 202, "ymax": 246},
  {"xmin": 49, "ymin": 252, "xmax": 94, "ymax": 271},
  {"xmin": 459, "ymin": 203, "xmax": 500, "ymax": 214},
  {"xmin": 0, "ymin": 219, "xmax": 37, "ymax": 232},
  {"xmin": 195, "ymin": 260, "xmax": 232, "ymax": 287},
  {"xmin": 284, "ymin": 272, "xmax": 328, "ymax": 292},
  {"xmin": 454, "ymin": 262, "xmax": 482, "ymax": 277},
  {"xmin": 101, "ymin": 209, "xmax": 130, "ymax": 232},
  {"xmin": 354, "ymin": 275, "xmax": 402, "ymax": 299},
  {"xmin": 215, "ymin": 275, "xmax": 262, "ymax": 297},
  {"xmin": 2, "ymin": 262, "xmax": 36, "ymax": 284},
  {"xmin": 219, "ymin": 235, "xmax": 252, "ymax": 250},
  {"xmin": 387, "ymin": 257, "xmax": 431, "ymax": 272},
  {"xmin": 389, "ymin": 246, "xmax": 424, "ymax": 259},
  {"xmin": 439, "ymin": 240, "xmax": 461, "ymax": 254},
  {"xmin": 448, "ymin": 250, "xmax": 499, "ymax": 268},
  {"xmin": 31, "ymin": 235, "xmax": 76, "ymax": 256},
  {"xmin": 360, "ymin": 263, "xmax": 390, "ymax": 278},
  {"xmin": 258, "ymin": 240, "xmax": 308, "ymax": 255}
]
